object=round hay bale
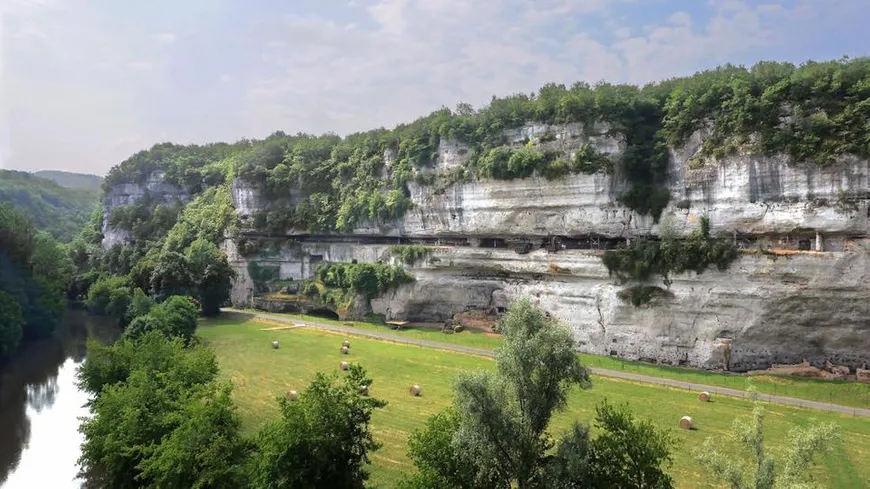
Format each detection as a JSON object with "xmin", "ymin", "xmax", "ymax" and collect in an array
[
  {"xmin": 342, "ymin": 340, "xmax": 351, "ymax": 348},
  {"xmin": 409, "ymin": 384, "xmax": 421, "ymax": 396},
  {"xmin": 271, "ymin": 341, "xmax": 279, "ymax": 349},
  {"xmin": 698, "ymin": 391, "xmax": 711, "ymax": 402},
  {"xmin": 679, "ymin": 416, "xmax": 694, "ymax": 430},
  {"xmin": 340, "ymin": 361, "xmax": 349, "ymax": 371},
  {"xmin": 286, "ymin": 390, "xmax": 298, "ymax": 401},
  {"xmin": 360, "ymin": 385, "xmax": 369, "ymax": 396},
  {"xmin": 340, "ymin": 346, "xmax": 349, "ymax": 355}
]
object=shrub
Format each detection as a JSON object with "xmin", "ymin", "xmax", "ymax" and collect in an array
[{"xmin": 390, "ymin": 245, "xmax": 432, "ymax": 265}]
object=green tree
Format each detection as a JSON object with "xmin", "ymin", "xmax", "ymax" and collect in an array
[
  {"xmin": 86, "ymin": 275, "xmax": 133, "ymax": 317},
  {"xmin": 0, "ymin": 290, "xmax": 24, "ymax": 359},
  {"xmin": 696, "ymin": 390, "xmax": 839, "ymax": 489},
  {"xmin": 30, "ymin": 232, "xmax": 75, "ymax": 293},
  {"xmin": 136, "ymin": 382, "xmax": 250, "ymax": 489},
  {"xmin": 150, "ymin": 251, "xmax": 193, "ymax": 300},
  {"xmin": 399, "ymin": 408, "xmax": 496, "ymax": 489},
  {"xmin": 78, "ymin": 331, "xmax": 218, "ymax": 399},
  {"xmin": 248, "ymin": 364, "xmax": 387, "ymax": 489},
  {"xmin": 404, "ymin": 300, "xmax": 674, "ymax": 489},
  {"xmin": 185, "ymin": 238, "xmax": 236, "ymax": 316},
  {"xmin": 78, "ymin": 332, "xmax": 238, "ymax": 488},
  {"xmin": 124, "ymin": 295, "xmax": 199, "ymax": 343},
  {"xmin": 125, "ymin": 287, "xmax": 155, "ymax": 323},
  {"xmin": 449, "ymin": 299, "xmax": 590, "ymax": 488},
  {"xmin": 586, "ymin": 401, "xmax": 674, "ymax": 489}
]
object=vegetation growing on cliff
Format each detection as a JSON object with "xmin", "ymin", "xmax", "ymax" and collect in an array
[
  {"xmin": 603, "ymin": 217, "xmax": 738, "ymax": 304},
  {"xmin": 390, "ymin": 245, "xmax": 432, "ymax": 265},
  {"xmin": 315, "ymin": 261, "xmax": 413, "ymax": 299},
  {"xmin": 661, "ymin": 58, "xmax": 870, "ymax": 166},
  {"xmin": 98, "ymin": 57, "xmax": 870, "ymax": 235}
]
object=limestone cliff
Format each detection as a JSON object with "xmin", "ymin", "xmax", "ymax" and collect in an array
[{"xmin": 101, "ymin": 123, "xmax": 870, "ymax": 371}]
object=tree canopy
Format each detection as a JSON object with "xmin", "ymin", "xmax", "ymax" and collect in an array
[
  {"xmin": 0, "ymin": 203, "xmax": 73, "ymax": 358},
  {"xmin": 402, "ymin": 300, "xmax": 674, "ymax": 489}
]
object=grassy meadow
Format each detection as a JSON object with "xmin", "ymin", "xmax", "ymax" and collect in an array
[
  {"xmin": 199, "ymin": 314, "xmax": 870, "ymax": 489},
  {"xmin": 253, "ymin": 310, "xmax": 870, "ymax": 409}
]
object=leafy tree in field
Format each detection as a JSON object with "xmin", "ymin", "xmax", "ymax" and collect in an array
[
  {"xmin": 585, "ymin": 401, "xmax": 674, "ymax": 488},
  {"xmin": 247, "ymin": 364, "xmax": 388, "ymax": 489},
  {"xmin": 404, "ymin": 300, "xmax": 674, "ymax": 489},
  {"xmin": 402, "ymin": 299, "xmax": 590, "ymax": 489},
  {"xmin": 185, "ymin": 238, "xmax": 235, "ymax": 316},
  {"xmin": 399, "ymin": 408, "xmax": 497, "ymax": 489},
  {"xmin": 0, "ymin": 290, "xmax": 24, "ymax": 359},
  {"xmin": 77, "ymin": 332, "xmax": 240, "ymax": 488},
  {"xmin": 451, "ymin": 299, "xmax": 590, "ymax": 488},
  {"xmin": 696, "ymin": 390, "xmax": 839, "ymax": 489}
]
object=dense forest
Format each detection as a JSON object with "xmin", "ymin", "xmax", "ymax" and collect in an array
[
  {"xmin": 0, "ymin": 170, "xmax": 100, "ymax": 242},
  {"xmin": 33, "ymin": 170, "xmax": 103, "ymax": 193},
  {"xmin": 0, "ymin": 203, "xmax": 72, "ymax": 359}
]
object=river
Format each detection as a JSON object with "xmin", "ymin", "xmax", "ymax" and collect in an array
[{"xmin": 0, "ymin": 311, "xmax": 117, "ymax": 489}]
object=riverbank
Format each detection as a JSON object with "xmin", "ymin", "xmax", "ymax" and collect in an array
[{"xmin": 200, "ymin": 313, "xmax": 870, "ymax": 488}]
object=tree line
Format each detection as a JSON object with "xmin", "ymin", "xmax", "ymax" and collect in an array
[
  {"xmin": 0, "ymin": 203, "xmax": 73, "ymax": 360},
  {"xmin": 100, "ymin": 57, "xmax": 870, "ymax": 236}
]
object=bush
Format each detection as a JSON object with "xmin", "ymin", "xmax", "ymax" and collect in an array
[
  {"xmin": 124, "ymin": 295, "xmax": 199, "ymax": 343},
  {"xmin": 390, "ymin": 245, "xmax": 432, "ymax": 265},
  {"xmin": 315, "ymin": 262, "xmax": 414, "ymax": 299},
  {"xmin": 87, "ymin": 275, "xmax": 133, "ymax": 317},
  {"xmin": 603, "ymin": 217, "xmax": 739, "ymax": 300}
]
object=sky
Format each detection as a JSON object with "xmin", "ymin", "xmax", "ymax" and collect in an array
[{"xmin": 1, "ymin": 0, "xmax": 868, "ymax": 176}]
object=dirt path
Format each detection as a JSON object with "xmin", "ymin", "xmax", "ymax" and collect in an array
[{"xmin": 227, "ymin": 309, "xmax": 870, "ymax": 418}]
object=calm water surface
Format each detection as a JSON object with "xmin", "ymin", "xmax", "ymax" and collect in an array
[{"xmin": 0, "ymin": 311, "xmax": 117, "ymax": 489}]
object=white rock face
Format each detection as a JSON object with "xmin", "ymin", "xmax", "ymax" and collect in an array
[
  {"xmin": 231, "ymin": 240, "xmax": 870, "ymax": 370},
  {"xmin": 104, "ymin": 125, "xmax": 870, "ymax": 370},
  {"xmin": 101, "ymin": 172, "xmax": 190, "ymax": 249}
]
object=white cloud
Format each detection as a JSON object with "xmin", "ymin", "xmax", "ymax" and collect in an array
[
  {"xmin": 4, "ymin": 0, "xmax": 868, "ymax": 174},
  {"xmin": 668, "ymin": 11, "xmax": 692, "ymax": 26},
  {"xmin": 126, "ymin": 60, "xmax": 153, "ymax": 71},
  {"xmin": 153, "ymin": 32, "xmax": 176, "ymax": 44},
  {"xmin": 368, "ymin": 0, "xmax": 406, "ymax": 36}
]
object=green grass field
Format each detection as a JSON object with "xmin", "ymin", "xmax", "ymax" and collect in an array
[
  {"xmin": 200, "ymin": 314, "xmax": 870, "ymax": 489},
  {"xmin": 251, "ymin": 310, "xmax": 870, "ymax": 409}
]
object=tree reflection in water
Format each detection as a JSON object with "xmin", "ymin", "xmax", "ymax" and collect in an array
[{"xmin": 0, "ymin": 311, "xmax": 118, "ymax": 487}]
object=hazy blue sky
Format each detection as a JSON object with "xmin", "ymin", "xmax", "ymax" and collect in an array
[{"xmin": 2, "ymin": 0, "xmax": 867, "ymax": 175}]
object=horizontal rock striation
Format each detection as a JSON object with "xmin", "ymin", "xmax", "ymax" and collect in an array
[{"xmin": 103, "ymin": 124, "xmax": 870, "ymax": 370}]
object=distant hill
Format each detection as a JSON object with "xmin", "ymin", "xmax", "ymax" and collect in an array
[
  {"xmin": 33, "ymin": 170, "xmax": 103, "ymax": 193},
  {"xmin": 0, "ymin": 170, "xmax": 99, "ymax": 242}
]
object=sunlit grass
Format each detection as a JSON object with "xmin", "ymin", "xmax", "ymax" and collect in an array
[
  {"xmin": 241, "ymin": 309, "xmax": 870, "ymax": 409},
  {"xmin": 199, "ymin": 314, "xmax": 870, "ymax": 489}
]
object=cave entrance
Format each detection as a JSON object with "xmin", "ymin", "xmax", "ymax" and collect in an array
[{"xmin": 307, "ymin": 308, "xmax": 340, "ymax": 321}]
